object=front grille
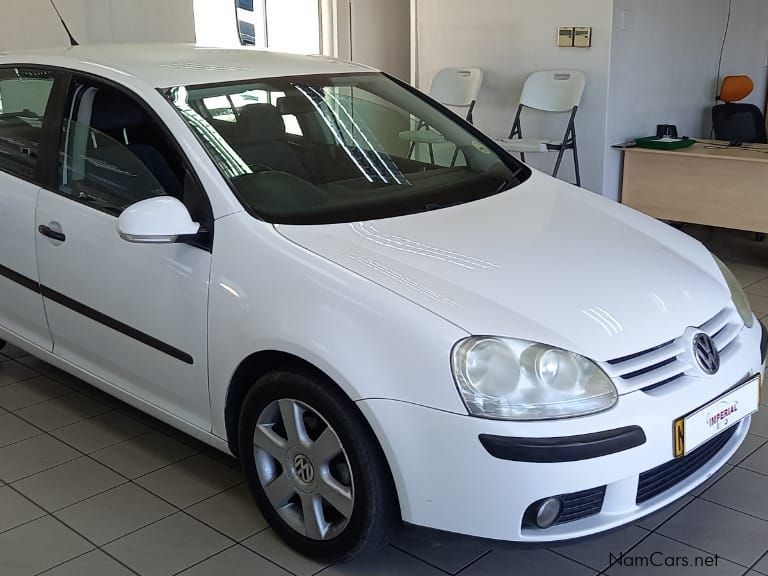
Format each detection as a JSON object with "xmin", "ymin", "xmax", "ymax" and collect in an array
[
  {"xmin": 558, "ymin": 486, "xmax": 607, "ymax": 524},
  {"xmin": 636, "ymin": 426, "xmax": 737, "ymax": 504},
  {"xmin": 600, "ymin": 308, "xmax": 741, "ymax": 393}
]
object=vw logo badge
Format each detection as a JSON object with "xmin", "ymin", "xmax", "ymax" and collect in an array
[
  {"xmin": 692, "ymin": 333, "xmax": 720, "ymax": 375},
  {"xmin": 293, "ymin": 454, "xmax": 315, "ymax": 484}
]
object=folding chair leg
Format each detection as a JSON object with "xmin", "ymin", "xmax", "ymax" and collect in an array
[
  {"xmin": 552, "ymin": 148, "xmax": 566, "ymax": 178},
  {"xmin": 520, "ymin": 152, "xmax": 526, "ymax": 163},
  {"xmin": 408, "ymin": 142, "xmax": 416, "ymax": 159},
  {"xmin": 450, "ymin": 147, "xmax": 459, "ymax": 167},
  {"xmin": 429, "ymin": 143, "xmax": 435, "ymax": 164},
  {"xmin": 572, "ymin": 143, "xmax": 581, "ymax": 187}
]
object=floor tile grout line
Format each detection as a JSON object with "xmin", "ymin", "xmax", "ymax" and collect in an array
[
  {"xmin": 2, "ymin": 439, "xmax": 250, "ymax": 576},
  {"xmin": 0, "ymin": 451, "xmax": 81, "ymax": 484},
  {"xmin": 649, "ymin": 529, "xmax": 754, "ymax": 569},
  {"xmin": 2, "ymin": 481, "xmax": 145, "ymax": 576},
  {"xmin": 0, "ymin": 508, "xmax": 48, "ymax": 538},
  {"xmin": 32, "ymin": 546, "xmax": 144, "ymax": 576},
  {"xmin": 592, "ymin": 520, "xmax": 666, "ymax": 574},
  {"xmin": 734, "ymin": 459, "xmax": 768, "ymax": 478},
  {"xmin": 178, "ymin": 479, "xmax": 248, "ymax": 511},
  {"xmin": 52, "ymin": 404, "xmax": 151, "ymax": 434},
  {"xmin": 0, "ymin": 371, "xmax": 42, "ymax": 388},
  {"xmin": 31, "ymin": 548, "xmax": 95, "ymax": 576},
  {"xmin": 0, "ymin": 429, "xmax": 46, "ymax": 451},
  {"xmin": 9, "ymin": 400, "xmax": 257, "ymax": 549},
  {"xmin": 696, "ymin": 493, "xmax": 768, "ymax": 525},
  {"xmin": 746, "ymin": 549, "xmax": 768, "ymax": 576},
  {"xmin": 11, "ymin": 404, "xmax": 117, "ymax": 435},
  {"xmin": 56, "ymin": 478, "xmax": 246, "ymax": 550},
  {"xmin": 0, "ymin": 389, "xmax": 74, "ymax": 414},
  {"xmin": 388, "ymin": 542, "xmax": 456, "ymax": 575},
  {"xmin": 167, "ymin": 542, "xmax": 240, "ymax": 576},
  {"xmin": 547, "ymin": 547, "xmax": 612, "ymax": 574},
  {"xmin": 637, "ymin": 490, "xmax": 701, "ymax": 534},
  {"xmin": 450, "ymin": 548, "xmax": 495, "ymax": 576},
  {"xmin": 731, "ymin": 437, "xmax": 768, "ymax": 466},
  {"xmin": 15, "ymin": 478, "xmax": 133, "ymax": 516}
]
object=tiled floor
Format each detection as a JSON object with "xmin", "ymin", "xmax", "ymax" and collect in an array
[{"xmin": 2, "ymin": 224, "xmax": 768, "ymax": 576}]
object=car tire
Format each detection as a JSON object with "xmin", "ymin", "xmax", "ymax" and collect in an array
[{"xmin": 238, "ymin": 368, "xmax": 399, "ymax": 562}]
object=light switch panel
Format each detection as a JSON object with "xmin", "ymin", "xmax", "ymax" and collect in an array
[
  {"xmin": 558, "ymin": 27, "xmax": 575, "ymax": 47},
  {"xmin": 574, "ymin": 27, "xmax": 592, "ymax": 48}
]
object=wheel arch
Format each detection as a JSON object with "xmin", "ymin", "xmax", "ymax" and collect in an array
[
  {"xmin": 225, "ymin": 350, "xmax": 322, "ymax": 456},
  {"xmin": 224, "ymin": 349, "xmax": 396, "ymax": 508}
]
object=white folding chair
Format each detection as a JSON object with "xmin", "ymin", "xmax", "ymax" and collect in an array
[
  {"xmin": 400, "ymin": 68, "xmax": 483, "ymax": 164},
  {"xmin": 497, "ymin": 70, "xmax": 586, "ymax": 186}
]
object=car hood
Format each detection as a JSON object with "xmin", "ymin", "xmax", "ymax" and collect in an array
[{"xmin": 275, "ymin": 171, "xmax": 730, "ymax": 362}]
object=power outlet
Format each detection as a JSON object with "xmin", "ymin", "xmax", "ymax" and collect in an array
[
  {"xmin": 574, "ymin": 27, "xmax": 592, "ymax": 48},
  {"xmin": 558, "ymin": 27, "xmax": 575, "ymax": 47}
]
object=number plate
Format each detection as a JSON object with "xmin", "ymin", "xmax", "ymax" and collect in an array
[{"xmin": 674, "ymin": 375, "xmax": 761, "ymax": 458}]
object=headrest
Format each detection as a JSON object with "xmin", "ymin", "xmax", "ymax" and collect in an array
[
  {"xmin": 720, "ymin": 75, "xmax": 754, "ymax": 103},
  {"xmin": 276, "ymin": 95, "xmax": 315, "ymax": 115},
  {"xmin": 237, "ymin": 103, "xmax": 287, "ymax": 142},
  {"xmin": 90, "ymin": 92, "xmax": 147, "ymax": 133}
]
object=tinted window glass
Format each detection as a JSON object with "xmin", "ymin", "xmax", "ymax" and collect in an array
[
  {"xmin": 238, "ymin": 20, "xmax": 256, "ymax": 46},
  {"xmin": 58, "ymin": 81, "xmax": 185, "ymax": 216},
  {"xmin": 165, "ymin": 73, "xmax": 529, "ymax": 224},
  {"xmin": 0, "ymin": 68, "xmax": 55, "ymax": 181}
]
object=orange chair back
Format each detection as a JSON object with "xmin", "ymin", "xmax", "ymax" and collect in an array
[{"xmin": 720, "ymin": 75, "xmax": 754, "ymax": 103}]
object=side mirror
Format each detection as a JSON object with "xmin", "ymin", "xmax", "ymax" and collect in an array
[{"xmin": 118, "ymin": 197, "xmax": 200, "ymax": 244}]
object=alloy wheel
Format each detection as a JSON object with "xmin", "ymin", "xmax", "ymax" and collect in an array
[{"xmin": 253, "ymin": 399, "xmax": 355, "ymax": 540}]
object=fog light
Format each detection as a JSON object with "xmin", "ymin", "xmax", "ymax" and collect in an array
[{"xmin": 535, "ymin": 497, "xmax": 563, "ymax": 529}]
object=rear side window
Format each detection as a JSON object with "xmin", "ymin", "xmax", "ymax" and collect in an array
[{"xmin": 0, "ymin": 68, "xmax": 55, "ymax": 181}]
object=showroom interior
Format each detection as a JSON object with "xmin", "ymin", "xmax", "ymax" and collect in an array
[{"xmin": 2, "ymin": 0, "xmax": 768, "ymax": 575}]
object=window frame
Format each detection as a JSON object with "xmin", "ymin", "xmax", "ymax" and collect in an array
[
  {"xmin": 0, "ymin": 65, "xmax": 67, "ymax": 188},
  {"xmin": 235, "ymin": 0, "xmax": 323, "ymax": 52},
  {"xmin": 4, "ymin": 64, "xmax": 216, "ymax": 252}
]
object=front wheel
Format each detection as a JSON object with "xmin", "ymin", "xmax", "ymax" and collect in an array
[{"xmin": 239, "ymin": 369, "xmax": 399, "ymax": 562}]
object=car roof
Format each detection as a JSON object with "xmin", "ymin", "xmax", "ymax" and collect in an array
[{"xmin": 0, "ymin": 44, "xmax": 377, "ymax": 89}]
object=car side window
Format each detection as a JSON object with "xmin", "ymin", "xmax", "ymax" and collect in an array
[
  {"xmin": 0, "ymin": 67, "xmax": 56, "ymax": 182},
  {"xmin": 58, "ymin": 80, "xmax": 186, "ymax": 216}
]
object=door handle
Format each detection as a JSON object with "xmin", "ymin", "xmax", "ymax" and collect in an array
[{"xmin": 38, "ymin": 225, "xmax": 66, "ymax": 242}]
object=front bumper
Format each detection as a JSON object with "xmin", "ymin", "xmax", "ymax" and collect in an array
[{"xmin": 357, "ymin": 320, "xmax": 765, "ymax": 542}]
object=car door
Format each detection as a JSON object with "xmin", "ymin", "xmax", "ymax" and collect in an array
[
  {"xmin": 0, "ymin": 66, "xmax": 62, "ymax": 350},
  {"xmin": 35, "ymin": 73, "xmax": 214, "ymax": 429}
]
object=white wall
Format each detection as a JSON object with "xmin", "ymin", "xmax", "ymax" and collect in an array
[
  {"xmin": 602, "ymin": 0, "xmax": 768, "ymax": 201},
  {"xmin": 414, "ymin": 0, "xmax": 613, "ymax": 193},
  {"xmin": 334, "ymin": 0, "xmax": 411, "ymax": 80},
  {"xmin": 0, "ymin": 0, "xmax": 87, "ymax": 51},
  {"xmin": 193, "ymin": 0, "xmax": 240, "ymax": 47},
  {"xmin": 0, "ymin": 0, "xmax": 195, "ymax": 51}
]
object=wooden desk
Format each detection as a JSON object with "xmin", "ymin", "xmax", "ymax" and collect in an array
[{"xmin": 621, "ymin": 140, "xmax": 768, "ymax": 233}]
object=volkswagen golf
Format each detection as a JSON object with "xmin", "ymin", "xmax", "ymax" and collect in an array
[{"xmin": 0, "ymin": 44, "xmax": 764, "ymax": 562}]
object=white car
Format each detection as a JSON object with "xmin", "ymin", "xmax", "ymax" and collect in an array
[{"xmin": 0, "ymin": 44, "xmax": 764, "ymax": 562}]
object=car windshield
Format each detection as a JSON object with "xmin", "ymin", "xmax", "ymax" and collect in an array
[{"xmin": 163, "ymin": 72, "xmax": 529, "ymax": 224}]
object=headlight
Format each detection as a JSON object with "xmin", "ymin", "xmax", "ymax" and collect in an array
[
  {"xmin": 714, "ymin": 256, "xmax": 754, "ymax": 328},
  {"xmin": 451, "ymin": 337, "xmax": 618, "ymax": 421}
]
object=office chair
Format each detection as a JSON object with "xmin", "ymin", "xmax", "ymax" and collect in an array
[
  {"xmin": 400, "ymin": 68, "xmax": 484, "ymax": 164},
  {"xmin": 712, "ymin": 75, "xmax": 767, "ymax": 144},
  {"xmin": 497, "ymin": 70, "xmax": 586, "ymax": 187}
]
